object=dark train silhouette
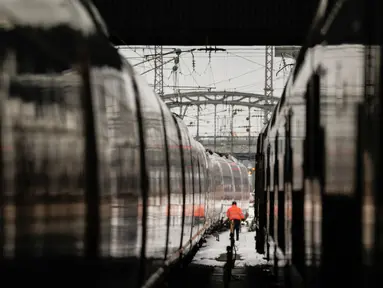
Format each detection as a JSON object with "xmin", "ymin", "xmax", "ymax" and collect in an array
[
  {"xmin": 0, "ymin": 0, "xmax": 250, "ymax": 287},
  {"xmin": 254, "ymin": 0, "xmax": 382, "ymax": 287}
]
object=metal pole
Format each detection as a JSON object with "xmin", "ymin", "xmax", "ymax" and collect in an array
[
  {"xmin": 214, "ymin": 102, "xmax": 217, "ymax": 151},
  {"xmin": 231, "ymin": 104, "xmax": 234, "ymax": 154},
  {"xmin": 264, "ymin": 46, "xmax": 274, "ymax": 124},
  {"xmin": 248, "ymin": 105, "xmax": 251, "ymax": 160},
  {"xmin": 196, "ymin": 97, "xmax": 200, "ymax": 140},
  {"xmin": 153, "ymin": 46, "xmax": 164, "ymax": 97}
]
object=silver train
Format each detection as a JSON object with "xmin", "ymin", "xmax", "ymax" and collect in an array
[
  {"xmin": 0, "ymin": 0, "xmax": 250, "ymax": 286},
  {"xmin": 254, "ymin": 0, "xmax": 381, "ymax": 286}
]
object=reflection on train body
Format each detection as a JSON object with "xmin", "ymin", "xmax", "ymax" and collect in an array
[
  {"xmin": 0, "ymin": 1, "xmax": 251, "ymax": 286},
  {"xmin": 254, "ymin": 1, "xmax": 382, "ymax": 286}
]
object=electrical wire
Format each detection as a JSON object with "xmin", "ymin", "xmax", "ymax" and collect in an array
[
  {"xmin": 206, "ymin": 66, "xmax": 264, "ymax": 87},
  {"xmin": 122, "ymin": 46, "xmax": 267, "ymax": 51},
  {"xmin": 140, "ymin": 58, "xmax": 173, "ymax": 75},
  {"xmin": 180, "ymin": 57, "xmax": 201, "ymax": 87},
  {"xmin": 225, "ymin": 51, "xmax": 268, "ymax": 68},
  {"xmin": 124, "ymin": 47, "xmax": 290, "ymax": 90},
  {"xmin": 123, "ymin": 46, "xmax": 155, "ymax": 74}
]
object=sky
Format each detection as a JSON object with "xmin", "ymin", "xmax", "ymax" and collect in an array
[{"xmin": 118, "ymin": 46, "xmax": 296, "ymax": 138}]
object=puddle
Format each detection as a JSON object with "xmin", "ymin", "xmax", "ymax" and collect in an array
[{"xmin": 215, "ymin": 253, "xmax": 243, "ymax": 262}]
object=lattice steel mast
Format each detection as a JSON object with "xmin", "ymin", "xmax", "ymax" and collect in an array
[
  {"xmin": 264, "ymin": 46, "xmax": 274, "ymax": 124},
  {"xmin": 154, "ymin": 45, "xmax": 164, "ymax": 97}
]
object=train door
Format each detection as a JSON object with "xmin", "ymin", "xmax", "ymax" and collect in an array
[
  {"xmin": 360, "ymin": 10, "xmax": 383, "ymax": 285},
  {"xmin": 171, "ymin": 115, "xmax": 188, "ymax": 261},
  {"xmin": 283, "ymin": 109, "xmax": 293, "ymax": 256},
  {"xmin": 265, "ymin": 143, "xmax": 271, "ymax": 258},
  {"xmin": 301, "ymin": 72, "xmax": 319, "ymax": 282},
  {"xmin": 277, "ymin": 129, "xmax": 285, "ymax": 257},
  {"xmin": 372, "ymin": 38, "xmax": 383, "ymax": 287},
  {"xmin": 254, "ymin": 134, "xmax": 264, "ymax": 223},
  {"xmin": 215, "ymin": 160, "xmax": 224, "ymax": 219},
  {"xmin": 189, "ymin": 145, "xmax": 199, "ymax": 245},
  {"xmin": 256, "ymin": 132, "xmax": 266, "ymax": 254},
  {"xmin": 196, "ymin": 152, "xmax": 204, "ymax": 228},
  {"xmin": 237, "ymin": 164, "xmax": 244, "ymax": 208},
  {"xmin": 269, "ymin": 141, "xmax": 275, "ymax": 240},
  {"xmin": 272, "ymin": 132, "xmax": 279, "ymax": 264},
  {"xmin": 153, "ymin": 99, "xmax": 174, "ymax": 262}
]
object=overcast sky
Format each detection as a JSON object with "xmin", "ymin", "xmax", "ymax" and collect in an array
[{"xmin": 119, "ymin": 46, "xmax": 295, "ymax": 138}]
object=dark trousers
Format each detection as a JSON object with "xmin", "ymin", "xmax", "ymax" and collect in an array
[{"xmin": 233, "ymin": 219, "xmax": 241, "ymax": 240}]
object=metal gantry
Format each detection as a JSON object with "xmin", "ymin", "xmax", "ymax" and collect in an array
[
  {"xmin": 153, "ymin": 45, "xmax": 164, "ymax": 97},
  {"xmin": 157, "ymin": 47, "xmax": 300, "ymax": 161},
  {"xmin": 162, "ymin": 91, "xmax": 278, "ymax": 110},
  {"xmin": 163, "ymin": 90, "xmax": 278, "ymax": 158},
  {"xmin": 264, "ymin": 46, "xmax": 274, "ymax": 124}
]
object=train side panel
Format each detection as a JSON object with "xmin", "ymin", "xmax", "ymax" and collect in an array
[
  {"xmin": 98, "ymin": 66, "xmax": 141, "ymax": 258},
  {"xmin": 155, "ymin": 100, "xmax": 184, "ymax": 260},
  {"xmin": 209, "ymin": 155, "xmax": 224, "ymax": 222},
  {"xmin": 255, "ymin": 0, "xmax": 372, "ymax": 283}
]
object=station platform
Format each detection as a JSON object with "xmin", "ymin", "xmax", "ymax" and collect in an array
[{"xmin": 165, "ymin": 227, "xmax": 285, "ymax": 287}]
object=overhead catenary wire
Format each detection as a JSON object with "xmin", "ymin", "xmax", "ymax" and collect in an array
[
  {"xmin": 141, "ymin": 58, "xmax": 174, "ymax": 75},
  {"xmin": 206, "ymin": 66, "xmax": 265, "ymax": 87},
  {"xmin": 120, "ymin": 46, "xmax": 284, "ymax": 138},
  {"xmin": 135, "ymin": 47, "xmax": 228, "ymax": 77},
  {"xmin": 180, "ymin": 56, "xmax": 201, "ymax": 87}
]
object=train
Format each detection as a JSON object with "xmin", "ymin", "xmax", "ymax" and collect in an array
[
  {"xmin": 254, "ymin": 0, "xmax": 382, "ymax": 287},
  {"xmin": 0, "ymin": 0, "xmax": 251, "ymax": 287}
]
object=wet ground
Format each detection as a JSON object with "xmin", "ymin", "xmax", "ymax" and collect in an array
[
  {"xmin": 166, "ymin": 263, "xmax": 284, "ymax": 288},
  {"xmin": 164, "ymin": 227, "xmax": 285, "ymax": 287}
]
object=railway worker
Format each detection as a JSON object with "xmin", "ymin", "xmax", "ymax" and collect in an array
[{"xmin": 226, "ymin": 201, "xmax": 245, "ymax": 241}]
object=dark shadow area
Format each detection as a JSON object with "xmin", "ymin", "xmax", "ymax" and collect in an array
[
  {"xmin": 163, "ymin": 263, "xmax": 286, "ymax": 288},
  {"xmin": 216, "ymin": 253, "xmax": 243, "ymax": 262},
  {"xmin": 91, "ymin": 0, "xmax": 320, "ymax": 45}
]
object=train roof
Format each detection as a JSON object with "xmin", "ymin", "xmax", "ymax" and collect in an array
[
  {"xmin": 208, "ymin": 151, "xmax": 244, "ymax": 166},
  {"xmin": 0, "ymin": 0, "xmax": 104, "ymax": 34},
  {"xmin": 0, "ymin": 0, "xmax": 122, "ymax": 70}
]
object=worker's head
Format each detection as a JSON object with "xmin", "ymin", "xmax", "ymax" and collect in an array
[{"xmin": 232, "ymin": 201, "xmax": 237, "ymax": 206}]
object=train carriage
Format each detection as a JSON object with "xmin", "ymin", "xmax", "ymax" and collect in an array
[
  {"xmin": 254, "ymin": 0, "xmax": 382, "ymax": 286},
  {"xmin": 0, "ymin": 0, "xmax": 255, "ymax": 286}
]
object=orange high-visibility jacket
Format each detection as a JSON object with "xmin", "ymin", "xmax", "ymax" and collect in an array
[{"xmin": 226, "ymin": 205, "xmax": 245, "ymax": 220}]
